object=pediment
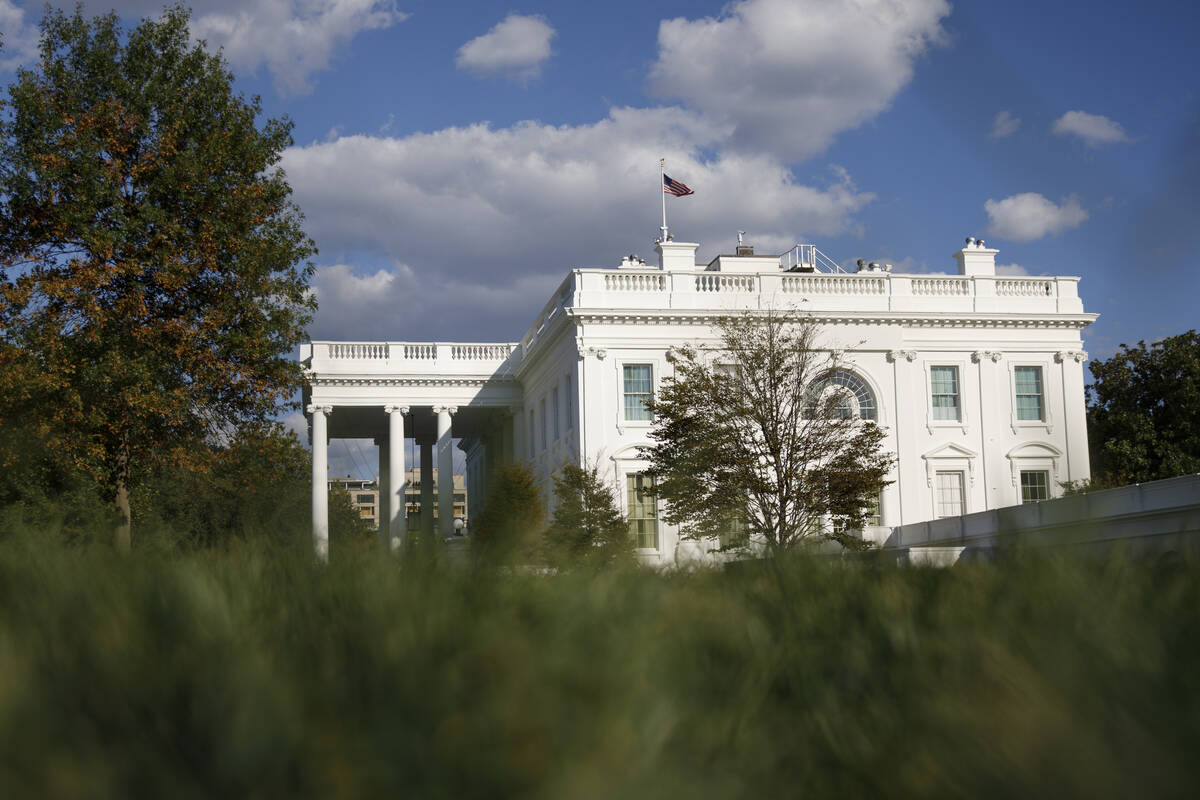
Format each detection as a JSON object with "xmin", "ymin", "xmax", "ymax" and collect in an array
[
  {"xmin": 1006, "ymin": 442, "xmax": 1063, "ymax": 460},
  {"xmin": 921, "ymin": 442, "xmax": 978, "ymax": 461}
]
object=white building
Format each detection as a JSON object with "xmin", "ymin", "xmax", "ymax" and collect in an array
[{"xmin": 301, "ymin": 235, "xmax": 1094, "ymax": 563}]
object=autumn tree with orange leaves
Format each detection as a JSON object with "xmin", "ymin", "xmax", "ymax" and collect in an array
[{"xmin": 0, "ymin": 7, "xmax": 316, "ymax": 551}]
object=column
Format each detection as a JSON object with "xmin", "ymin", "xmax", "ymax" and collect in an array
[
  {"xmin": 308, "ymin": 404, "xmax": 331, "ymax": 562},
  {"xmin": 420, "ymin": 435, "xmax": 434, "ymax": 542},
  {"xmin": 386, "ymin": 405, "xmax": 408, "ymax": 550},
  {"xmin": 377, "ymin": 436, "xmax": 389, "ymax": 548},
  {"xmin": 1056, "ymin": 350, "xmax": 1091, "ymax": 484},
  {"xmin": 435, "ymin": 406, "xmax": 457, "ymax": 537}
]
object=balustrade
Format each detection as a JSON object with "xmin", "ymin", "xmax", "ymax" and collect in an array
[
  {"xmin": 995, "ymin": 278, "xmax": 1054, "ymax": 297},
  {"xmin": 911, "ymin": 277, "xmax": 971, "ymax": 296},
  {"xmin": 604, "ymin": 272, "xmax": 666, "ymax": 291}
]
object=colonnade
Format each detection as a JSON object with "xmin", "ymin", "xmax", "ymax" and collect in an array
[{"xmin": 307, "ymin": 404, "xmax": 458, "ymax": 561}]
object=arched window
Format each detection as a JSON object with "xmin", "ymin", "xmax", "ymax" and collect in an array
[{"xmin": 806, "ymin": 369, "xmax": 877, "ymax": 421}]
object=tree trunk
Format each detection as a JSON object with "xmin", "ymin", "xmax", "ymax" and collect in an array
[{"xmin": 113, "ymin": 438, "xmax": 132, "ymax": 554}]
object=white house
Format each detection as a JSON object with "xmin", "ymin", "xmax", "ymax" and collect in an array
[{"xmin": 301, "ymin": 235, "xmax": 1095, "ymax": 563}]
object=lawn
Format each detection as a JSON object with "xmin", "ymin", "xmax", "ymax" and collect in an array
[{"xmin": 0, "ymin": 531, "xmax": 1196, "ymax": 798}]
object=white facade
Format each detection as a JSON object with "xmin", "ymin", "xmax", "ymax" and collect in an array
[{"xmin": 302, "ymin": 236, "xmax": 1095, "ymax": 563}]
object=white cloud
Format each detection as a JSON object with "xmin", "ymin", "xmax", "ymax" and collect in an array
[
  {"xmin": 995, "ymin": 263, "xmax": 1029, "ymax": 276},
  {"xmin": 31, "ymin": 1, "xmax": 406, "ymax": 93},
  {"xmin": 989, "ymin": 110, "xmax": 1020, "ymax": 138},
  {"xmin": 648, "ymin": 0, "xmax": 950, "ymax": 162},
  {"xmin": 456, "ymin": 13, "xmax": 555, "ymax": 83},
  {"xmin": 284, "ymin": 107, "xmax": 875, "ymax": 340},
  {"xmin": 1051, "ymin": 110, "xmax": 1131, "ymax": 146},
  {"xmin": 0, "ymin": 0, "xmax": 42, "ymax": 71},
  {"xmin": 985, "ymin": 193, "xmax": 1088, "ymax": 242},
  {"xmin": 189, "ymin": 0, "xmax": 408, "ymax": 94}
]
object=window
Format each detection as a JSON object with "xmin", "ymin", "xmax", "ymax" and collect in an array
[
  {"xmin": 528, "ymin": 409, "xmax": 535, "ymax": 456},
  {"xmin": 718, "ymin": 510, "xmax": 748, "ymax": 550},
  {"xmin": 564, "ymin": 376, "xmax": 573, "ymax": 430},
  {"xmin": 552, "ymin": 387, "xmax": 560, "ymax": 441},
  {"xmin": 806, "ymin": 369, "xmax": 877, "ymax": 420},
  {"xmin": 623, "ymin": 364, "xmax": 653, "ymax": 421},
  {"xmin": 355, "ymin": 494, "xmax": 374, "ymax": 505},
  {"xmin": 1014, "ymin": 366, "xmax": 1045, "ymax": 421},
  {"xmin": 864, "ymin": 491, "xmax": 882, "ymax": 527},
  {"xmin": 930, "ymin": 366, "xmax": 961, "ymax": 421},
  {"xmin": 1020, "ymin": 470, "xmax": 1049, "ymax": 503},
  {"xmin": 626, "ymin": 472, "xmax": 658, "ymax": 549},
  {"xmin": 540, "ymin": 396, "xmax": 547, "ymax": 449},
  {"xmin": 935, "ymin": 471, "xmax": 965, "ymax": 517}
]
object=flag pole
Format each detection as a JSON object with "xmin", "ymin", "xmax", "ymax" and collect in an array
[{"xmin": 659, "ymin": 157, "xmax": 668, "ymax": 241}]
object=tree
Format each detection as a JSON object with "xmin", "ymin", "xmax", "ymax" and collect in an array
[
  {"xmin": 473, "ymin": 462, "xmax": 545, "ymax": 563},
  {"xmin": 0, "ymin": 7, "xmax": 316, "ymax": 550},
  {"xmin": 1087, "ymin": 330, "xmax": 1200, "ymax": 484},
  {"xmin": 644, "ymin": 309, "xmax": 894, "ymax": 555},
  {"xmin": 543, "ymin": 463, "xmax": 633, "ymax": 568}
]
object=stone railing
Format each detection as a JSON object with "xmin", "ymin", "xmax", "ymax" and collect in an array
[
  {"xmin": 568, "ymin": 269, "xmax": 1085, "ymax": 316},
  {"xmin": 327, "ymin": 342, "xmax": 389, "ymax": 359},
  {"xmin": 307, "ymin": 341, "xmax": 522, "ymax": 375}
]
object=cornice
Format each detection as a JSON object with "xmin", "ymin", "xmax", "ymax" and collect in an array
[
  {"xmin": 567, "ymin": 308, "xmax": 1098, "ymax": 330},
  {"xmin": 309, "ymin": 375, "xmax": 518, "ymax": 388}
]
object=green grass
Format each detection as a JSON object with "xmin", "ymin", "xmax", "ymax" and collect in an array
[{"xmin": 0, "ymin": 530, "xmax": 1197, "ymax": 798}]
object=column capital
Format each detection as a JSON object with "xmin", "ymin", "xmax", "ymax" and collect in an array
[
  {"xmin": 434, "ymin": 405, "xmax": 458, "ymax": 416},
  {"xmin": 886, "ymin": 349, "xmax": 916, "ymax": 363},
  {"xmin": 1054, "ymin": 350, "xmax": 1088, "ymax": 363},
  {"xmin": 306, "ymin": 404, "xmax": 333, "ymax": 416},
  {"xmin": 384, "ymin": 404, "xmax": 410, "ymax": 415},
  {"xmin": 971, "ymin": 350, "xmax": 1003, "ymax": 363}
]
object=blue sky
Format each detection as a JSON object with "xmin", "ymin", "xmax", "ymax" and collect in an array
[
  {"xmin": 3, "ymin": 0, "xmax": 1197, "ymax": 354},
  {"xmin": 3, "ymin": 0, "xmax": 1198, "ymax": 476}
]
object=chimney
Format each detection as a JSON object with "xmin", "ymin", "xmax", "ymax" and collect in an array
[
  {"xmin": 952, "ymin": 236, "xmax": 997, "ymax": 276},
  {"xmin": 654, "ymin": 239, "xmax": 700, "ymax": 271}
]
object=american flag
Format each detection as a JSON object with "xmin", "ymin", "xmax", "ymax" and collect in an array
[{"xmin": 663, "ymin": 174, "xmax": 694, "ymax": 197}]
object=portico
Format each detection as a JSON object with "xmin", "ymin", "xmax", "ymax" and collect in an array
[{"xmin": 301, "ymin": 342, "xmax": 523, "ymax": 559}]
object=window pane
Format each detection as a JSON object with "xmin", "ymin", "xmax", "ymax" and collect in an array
[
  {"xmin": 930, "ymin": 366, "xmax": 960, "ymax": 421},
  {"xmin": 552, "ymin": 387, "xmax": 560, "ymax": 440},
  {"xmin": 626, "ymin": 472, "xmax": 658, "ymax": 549},
  {"xmin": 1020, "ymin": 470, "xmax": 1049, "ymax": 503},
  {"xmin": 623, "ymin": 364, "xmax": 652, "ymax": 421},
  {"xmin": 1014, "ymin": 366, "xmax": 1044, "ymax": 421},
  {"xmin": 564, "ymin": 376, "xmax": 572, "ymax": 429},
  {"xmin": 936, "ymin": 471, "xmax": 965, "ymax": 517}
]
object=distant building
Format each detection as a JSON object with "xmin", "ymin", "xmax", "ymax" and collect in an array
[
  {"xmin": 328, "ymin": 472, "xmax": 467, "ymax": 531},
  {"xmin": 303, "ymin": 234, "xmax": 1094, "ymax": 562},
  {"xmin": 328, "ymin": 477, "xmax": 378, "ymax": 527}
]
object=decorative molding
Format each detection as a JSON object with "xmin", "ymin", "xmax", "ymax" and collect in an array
[
  {"xmin": 1006, "ymin": 442, "xmax": 1063, "ymax": 487},
  {"xmin": 570, "ymin": 310, "xmax": 1097, "ymax": 330},
  {"xmin": 921, "ymin": 442, "xmax": 978, "ymax": 488},
  {"xmin": 309, "ymin": 376, "xmax": 518, "ymax": 388},
  {"xmin": 1054, "ymin": 350, "xmax": 1088, "ymax": 363},
  {"xmin": 886, "ymin": 349, "xmax": 917, "ymax": 363},
  {"xmin": 971, "ymin": 350, "xmax": 1003, "ymax": 363}
]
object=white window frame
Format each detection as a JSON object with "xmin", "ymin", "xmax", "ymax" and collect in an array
[
  {"xmin": 563, "ymin": 374, "xmax": 573, "ymax": 432},
  {"xmin": 934, "ymin": 470, "xmax": 967, "ymax": 518},
  {"xmin": 1005, "ymin": 442, "xmax": 1061, "ymax": 505},
  {"xmin": 552, "ymin": 386, "xmax": 560, "ymax": 442},
  {"xmin": 1019, "ymin": 470, "xmax": 1050, "ymax": 504},
  {"xmin": 614, "ymin": 464, "xmax": 660, "ymax": 554},
  {"xmin": 1008, "ymin": 361, "xmax": 1054, "ymax": 434},
  {"xmin": 615, "ymin": 357, "xmax": 660, "ymax": 432},
  {"xmin": 540, "ymin": 396, "xmax": 547, "ymax": 450},
  {"xmin": 921, "ymin": 442, "xmax": 977, "ymax": 518},
  {"xmin": 924, "ymin": 360, "xmax": 969, "ymax": 434}
]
